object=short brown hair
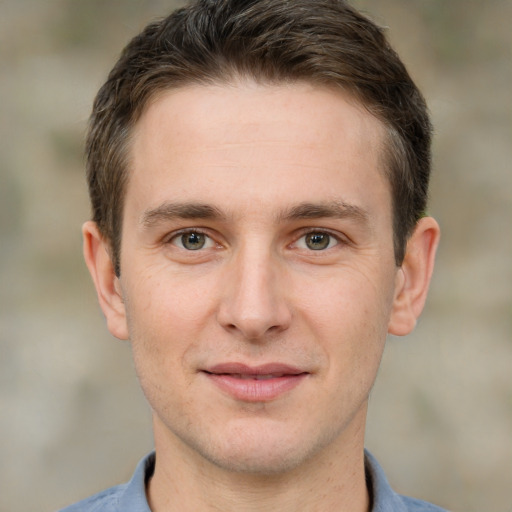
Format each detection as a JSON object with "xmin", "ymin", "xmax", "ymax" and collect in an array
[{"xmin": 87, "ymin": 0, "xmax": 432, "ymax": 275}]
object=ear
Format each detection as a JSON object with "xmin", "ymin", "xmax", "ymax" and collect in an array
[
  {"xmin": 82, "ymin": 221, "xmax": 129, "ymax": 340},
  {"xmin": 388, "ymin": 216, "xmax": 440, "ymax": 336}
]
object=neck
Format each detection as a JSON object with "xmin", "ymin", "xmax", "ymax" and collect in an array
[{"xmin": 147, "ymin": 414, "xmax": 370, "ymax": 512}]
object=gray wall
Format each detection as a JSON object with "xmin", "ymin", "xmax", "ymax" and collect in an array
[{"xmin": 0, "ymin": 1, "xmax": 510, "ymax": 511}]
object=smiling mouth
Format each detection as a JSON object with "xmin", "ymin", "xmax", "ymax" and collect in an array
[{"xmin": 203, "ymin": 363, "xmax": 308, "ymax": 402}]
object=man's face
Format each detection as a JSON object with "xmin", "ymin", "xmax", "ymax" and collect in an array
[{"xmin": 115, "ymin": 82, "xmax": 402, "ymax": 473}]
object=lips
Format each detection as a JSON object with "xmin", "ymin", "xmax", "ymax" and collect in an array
[
  {"xmin": 228, "ymin": 373, "xmax": 288, "ymax": 380},
  {"xmin": 202, "ymin": 363, "xmax": 308, "ymax": 402}
]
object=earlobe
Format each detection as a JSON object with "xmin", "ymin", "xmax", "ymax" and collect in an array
[
  {"xmin": 388, "ymin": 216, "xmax": 440, "ymax": 336},
  {"xmin": 82, "ymin": 221, "xmax": 129, "ymax": 340}
]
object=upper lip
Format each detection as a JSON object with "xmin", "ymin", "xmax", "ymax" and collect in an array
[{"xmin": 203, "ymin": 362, "xmax": 307, "ymax": 376}]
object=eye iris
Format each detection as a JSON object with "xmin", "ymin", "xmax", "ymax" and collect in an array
[
  {"xmin": 182, "ymin": 232, "xmax": 206, "ymax": 250},
  {"xmin": 305, "ymin": 232, "xmax": 330, "ymax": 250}
]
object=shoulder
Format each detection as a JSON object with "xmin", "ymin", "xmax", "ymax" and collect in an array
[
  {"xmin": 397, "ymin": 494, "xmax": 450, "ymax": 512},
  {"xmin": 57, "ymin": 484, "xmax": 124, "ymax": 512},
  {"xmin": 365, "ymin": 450, "xmax": 449, "ymax": 512},
  {"xmin": 57, "ymin": 453, "xmax": 155, "ymax": 512}
]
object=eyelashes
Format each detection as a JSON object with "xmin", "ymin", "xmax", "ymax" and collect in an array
[
  {"xmin": 293, "ymin": 231, "xmax": 339, "ymax": 251},
  {"xmin": 169, "ymin": 230, "xmax": 215, "ymax": 251},
  {"xmin": 166, "ymin": 228, "xmax": 345, "ymax": 252}
]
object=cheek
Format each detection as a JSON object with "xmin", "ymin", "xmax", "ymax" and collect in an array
[
  {"xmin": 297, "ymin": 265, "xmax": 395, "ymax": 332},
  {"xmin": 294, "ymin": 266, "xmax": 394, "ymax": 373},
  {"xmin": 126, "ymin": 263, "xmax": 217, "ymax": 327},
  {"xmin": 122, "ymin": 269, "xmax": 216, "ymax": 373},
  {"xmin": 124, "ymin": 285, "xmax": 205, "ymax": 415}
]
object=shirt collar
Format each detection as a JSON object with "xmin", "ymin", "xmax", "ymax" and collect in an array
[
  {"xmin": 116, "ymin": 452, "xmax": 154, "ymax": 512},
  {"xmin": 117, "ymin": 450, "xmax": 407, "ymax": 511},
  {"xmin": 365, "ymin": 450, "xmax": 409, "ymax": 511}
]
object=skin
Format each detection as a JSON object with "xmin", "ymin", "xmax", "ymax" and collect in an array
[{"xmin": 84, "ymin": 81, "xmax": 440, "ymax": 511}]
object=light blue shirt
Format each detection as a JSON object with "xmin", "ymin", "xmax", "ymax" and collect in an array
[{"xmin": 58, "ymin": 451, "xmax": 448, "ymax": 511}]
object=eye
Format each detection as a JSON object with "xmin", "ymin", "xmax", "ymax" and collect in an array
[
  {"xmin": 170, "ymin": 231, "xmax": 215, "ymax": 250},
  {"xmin": 296, "ymin": 231, "xmax": 339, "ymax": 251}
]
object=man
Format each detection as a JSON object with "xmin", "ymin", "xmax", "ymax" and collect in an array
[{"xmin": 61, "ymin": 0, "xmax": 444, "ymax": 510}]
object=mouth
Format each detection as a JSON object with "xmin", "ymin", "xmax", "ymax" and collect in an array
[
  {"xmin": 202, "ymin": 363, "xmax": 309, "ymax": 402},
  {"xmin": 225, "ymin": 373, "xmax": 291, "ymax": 380}
]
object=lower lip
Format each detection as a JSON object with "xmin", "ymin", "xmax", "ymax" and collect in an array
[{"xmin": 204, "ymin": 373, "xmax": 308, "ymax": 402}]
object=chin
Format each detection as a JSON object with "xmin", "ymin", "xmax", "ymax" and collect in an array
[
  {"xmin": 187, "ymin": 421, "xmax": 337, "ymax": 476},
  {"xmin": 204, "ymin": 445, "xmax": 311, "ymax": 476}
]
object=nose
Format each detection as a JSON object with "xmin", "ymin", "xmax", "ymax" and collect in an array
[{"xmin": 216, "ymin": 246, "xmax": 292, "ymax": 341}]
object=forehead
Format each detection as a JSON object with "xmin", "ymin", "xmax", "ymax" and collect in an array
[
  {"xmin": 134, "ymin": 81, "xmax": 385, "ymax": 157},
  {"xmin": 127, "ymin": 81, "xmax": 390, "ymax": 220}
]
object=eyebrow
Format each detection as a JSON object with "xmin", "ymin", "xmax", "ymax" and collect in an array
[
  {"xmin": 141, "ymin": 202, "xmax": 226, "ymax": 227},
  {"xmin": 277, "ymin": 201, "xmax": 370, "ymax": 224},
  {"xmin": 141, "ymin": 200, "xmax": 369, "ymax": 228}
]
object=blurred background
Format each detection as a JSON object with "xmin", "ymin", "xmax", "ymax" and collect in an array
[{"xmin": 0, "ymin": 1, "xmax": 510, "ymax": 511}]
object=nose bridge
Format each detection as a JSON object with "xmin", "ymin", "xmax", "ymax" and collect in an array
[{"xmin": 218, "ymin": 238, "xmax": 291, "ymax": 340}]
